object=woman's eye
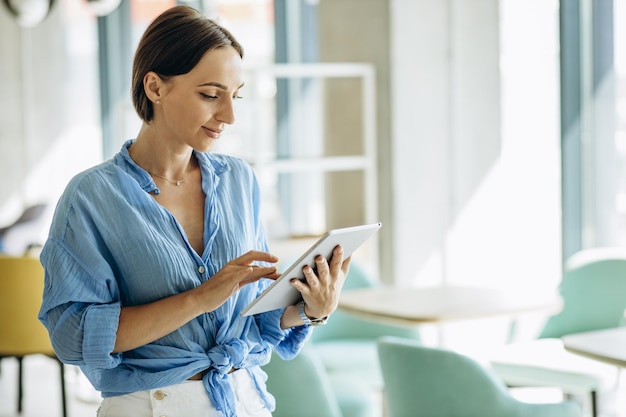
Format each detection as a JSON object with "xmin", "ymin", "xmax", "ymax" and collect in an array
[
  {"xmin": 234, "ymin": 95, "xmax": 243, "ymax": 100},
  {"xmin": 200, "ymin": 93, "xmax": 218, "ymax": 100}
]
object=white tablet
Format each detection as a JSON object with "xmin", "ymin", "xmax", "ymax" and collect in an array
[{"xmin": 241, "ymin": 222, "xmax": 382, "ymax": 316}]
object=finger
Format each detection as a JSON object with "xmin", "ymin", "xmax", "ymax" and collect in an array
[
  {"xmin": 245, "ymin": 265, "xmax": 278, "ymax": 280},
  {"xmin": 231, "ymin": 264, "xmax": 277, "ymax": 288},
  {"xmin": 228, "ymin": 265, "xmax": 274, "ymax": 283},
  {"xmin": 263, "ymin": 270, "xmax": 281, "ymax": 280},
  {"xmin": 330, "ymin": 245, "xmax": 345, "ymax": 270},
  {"xmin": 341, "ymin": 255, "xmax": 352, "ymax": 276},
  {"xmin": 302, "ymin": 264, "xmax": 320, "ymax": 289},
  {"xmin": 235, "ymin": 250, "xmax": 279, "ymax": 266},
  {"xmin": 290, "ymin": 277, "xmax": 310, "ymax": 297},
  {"xmin": 239, "ymin": 274, "xmax": 271, "ymax": 286},
  {"xmin": 315, "ymin": 255, "xmax": 330, "ymax": 285}
]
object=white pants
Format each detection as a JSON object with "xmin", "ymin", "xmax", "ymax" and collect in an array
[{"xmin": 97, "ymin": 370, "xmax": 272, "ymax": 417}]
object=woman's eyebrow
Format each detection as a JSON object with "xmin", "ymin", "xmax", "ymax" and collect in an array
[{"xmin": 198, "ymin": 82, "xmax": 245, "ymax": 90}]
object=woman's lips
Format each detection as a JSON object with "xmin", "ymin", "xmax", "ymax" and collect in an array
[{"xmin": 202, "ymin": 126, "xmax": 222, "ymax": 139}]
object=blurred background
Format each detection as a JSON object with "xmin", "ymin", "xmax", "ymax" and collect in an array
[
  {"xmin": 3, "ymin": 1, "xmax": 626, "ymax": 416},
  {"xmin": 0, "ymin": 0, "xmax": 624, "ymax": 365}
]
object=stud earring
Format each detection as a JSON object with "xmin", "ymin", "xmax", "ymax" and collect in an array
[{"xmin": 156, "ymin": 100, "xmax": 160, "ymax": 104}]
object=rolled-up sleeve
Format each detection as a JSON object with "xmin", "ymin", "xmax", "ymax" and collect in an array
[
  {"xmin": 44, "ymin": 301, "xmax": 122, "ymax": 368},
  {"xmin": 39, "ymin": 237, "xmax": 122, "ymax": 368}
]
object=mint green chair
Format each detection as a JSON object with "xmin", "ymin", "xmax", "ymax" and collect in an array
[
  {"xmin": 490, "ymin": 248, "xmax": 626, "ymax": 417},
  {"xmin": 263, "ymin": 345, "xmax": 377, "ymax": 417},
  {"xmin": 378, "ymin": 337, "xmax": 582, "ymax": 417},
  {"xmin": 311, "ymin": 262, "xmax": 421, "ymax": 388}
]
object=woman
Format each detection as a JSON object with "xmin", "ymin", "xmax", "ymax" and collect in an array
[{"xmin": 38, "ymin": 6, "xmax": 349, "ymax": 417}]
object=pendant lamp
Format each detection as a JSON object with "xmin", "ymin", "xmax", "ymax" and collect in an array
[
  {"xmin": 2, "ymin": 0, "xmax": 54, "ymax": 27},
  {"xmin": 85, "ymin": 0, "xmax": 121, "ymax": 17}
]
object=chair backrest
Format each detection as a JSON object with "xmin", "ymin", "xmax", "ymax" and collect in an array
[
  {"xmin": 263, "ymin": 346, "xmax": 344, "ymax": 417},
  {"xmin": 0, "ymin": 255, "xmax": 55, "ymax": 356},
  {"xmin": 0, "ymin": 203, "xmax": 49, "ymax": 255},
  {"xmin": 311, "ymin": 262, "xmax": 421, "ymax": 343},
  {"xmin": 377, "ymin": 337, "xmax": 581, "ymax": 417},
  {"xmin": 539, "ymin": 247, "xmax": 626, "ymax": 339},
  {"xmin": 0, "ymin": 203, "xmax": 47, "ymax": 237},
  {"xmin": 378, "ymin": 336, "xmax": 517, "ymax": 417}
]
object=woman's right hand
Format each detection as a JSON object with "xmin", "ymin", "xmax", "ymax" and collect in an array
[
  {"xmin": 192, "ymin": 250, "xmax": 280, "ymax": 313},
  {"xmin": 114, "ymin": 251, "xmax": 278, "ymax": 353}
]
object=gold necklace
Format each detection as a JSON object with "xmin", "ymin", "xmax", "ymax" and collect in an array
[{"xmin": 147, "ymin": 167, "xmax": 194, "ymax": 186}]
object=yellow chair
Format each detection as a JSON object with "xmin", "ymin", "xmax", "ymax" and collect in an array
[{"xmin": 0, "ymin": 255, "xmax": 67, "ymax": 417}]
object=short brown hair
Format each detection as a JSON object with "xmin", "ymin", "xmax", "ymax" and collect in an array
[{"xmin": 131, "ymin": 5, "xmax": 244, "ymax": 122}]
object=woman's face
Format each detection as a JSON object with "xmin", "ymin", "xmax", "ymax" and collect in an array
[{"xmin": 155, "ymin": 46, "xmax": 244, "ymax": 152}]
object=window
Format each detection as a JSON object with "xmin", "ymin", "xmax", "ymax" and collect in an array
[{"xmin": 561, "ymin": 0, "xmax": 626, "ymax": 255}]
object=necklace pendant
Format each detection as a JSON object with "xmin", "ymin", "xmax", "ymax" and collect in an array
[{"xmin": 176, "ymin": 180, "xmax": 182, "ymax": 186}]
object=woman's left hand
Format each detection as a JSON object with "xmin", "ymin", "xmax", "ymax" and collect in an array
[{"xmin": 290, "ymin": 245, "xmax": 351, "ymax": 319}]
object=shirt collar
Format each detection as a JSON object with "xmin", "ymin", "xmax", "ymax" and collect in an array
[{"xmin": 113, "ymin": 139, "xmax": 230, "ymax": 194}]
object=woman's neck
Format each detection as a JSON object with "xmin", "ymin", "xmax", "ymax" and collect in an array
[{"xmin": 130, "ymin": 125, "xmax": 195, "ymax": 179}]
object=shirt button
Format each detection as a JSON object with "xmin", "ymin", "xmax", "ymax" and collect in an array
[
  {"xmin": 153, "ymin": 390, "xmax": 166, "ymax": 400},
  {"xmin": 198, "ymin": 265, "xmax": 206, "ymax": 274}
]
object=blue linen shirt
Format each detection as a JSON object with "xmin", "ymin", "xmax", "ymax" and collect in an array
[{"xmin": 38, "ymin": 140, "xmax": 311, "ymax": 417}]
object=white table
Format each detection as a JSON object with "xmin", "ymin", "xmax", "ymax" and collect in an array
[
  {"xmin": 338, "ymin": 285, "xmax": 562, "ymax": 327},
  {"xmin": 562, "ymin": 327, "xmax": 626, "ymax": 368}
]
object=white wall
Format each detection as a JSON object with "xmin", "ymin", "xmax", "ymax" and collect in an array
[{"xmin": 387, "ymin": 0, "xmax": 561, "ymax": 296}]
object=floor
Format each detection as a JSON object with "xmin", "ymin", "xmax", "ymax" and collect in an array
[{"xmin": 1, "ymin": 354, "xmax": 624, "ymax": 417}]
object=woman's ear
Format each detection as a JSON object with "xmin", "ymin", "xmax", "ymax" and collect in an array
[{"xmin": 143, "ymin": 71, "xmax": 163, "ymax": 104}]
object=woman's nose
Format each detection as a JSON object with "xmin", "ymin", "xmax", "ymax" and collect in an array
[{"xmin": 215, "ymin": 98, "xmax": 236, "ymax": 125}]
